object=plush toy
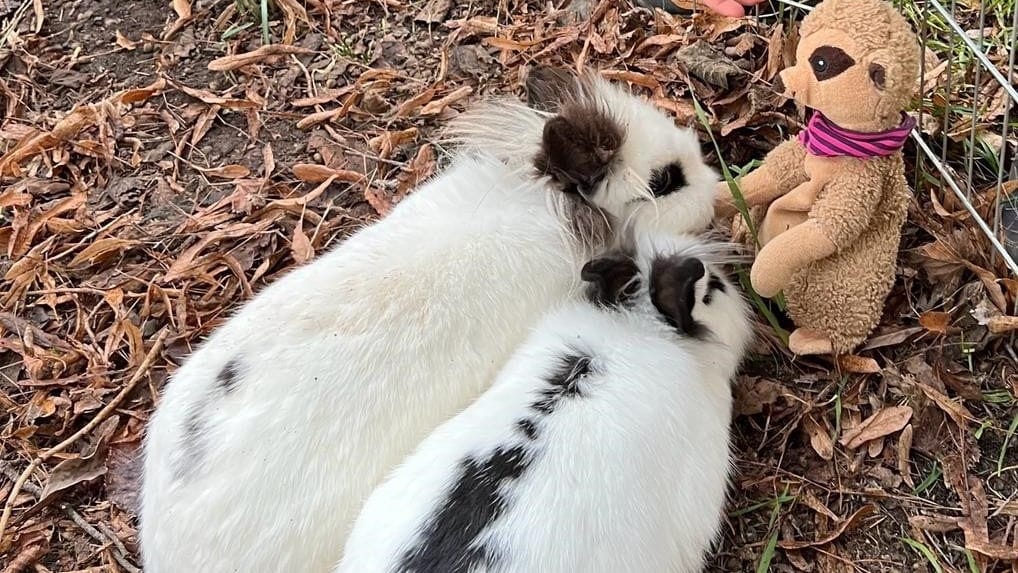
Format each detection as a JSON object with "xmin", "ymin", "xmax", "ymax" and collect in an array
[{"xmin": 715, "ymin": 0, "xmax": 920, "ymax": 355}]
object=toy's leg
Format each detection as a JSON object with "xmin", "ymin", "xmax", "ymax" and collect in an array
[
  {"xmin": 784, "ymin": 229, "xmax": 897, "ymax": 355},
  {"xmin": 788, "ymin": 328, "xmax": 834, "ymax": 355}
]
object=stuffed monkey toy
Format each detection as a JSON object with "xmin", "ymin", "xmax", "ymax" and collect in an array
[{"xmin": 716, "ymin": 0, "xmax": 920, "ymax": 355}]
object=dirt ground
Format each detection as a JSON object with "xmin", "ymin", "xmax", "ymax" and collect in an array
[{"xmin": 1, "ymin": 0, "xmax": 1016, "ymax": 571}]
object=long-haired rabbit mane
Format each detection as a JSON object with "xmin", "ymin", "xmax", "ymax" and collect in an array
[{"xmin": 446, "ymin": 66, "xmax": 720, "ymax": 238}]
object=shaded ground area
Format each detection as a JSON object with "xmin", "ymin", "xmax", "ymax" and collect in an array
[{"xmin": 1, "ymin": 0, "xmax": 1016, "ymax": 571}]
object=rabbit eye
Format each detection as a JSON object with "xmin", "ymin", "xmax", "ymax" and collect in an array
[
  {"xmin": 649, "ymin": 163, "xmax": 687, "ymax": 197},
  {"xmin": 702, "ymin": 273, "xmax": 727, "ymax": 305}
]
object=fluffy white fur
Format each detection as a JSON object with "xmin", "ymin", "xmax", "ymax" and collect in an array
[
  {"xmin": 449, "ymin": 73, "xmax": 719, "ymax": 237},
  {"xmin": 335, "ymin": 232, "xmax": 753, "ymax": 573},
  {"xmin": 140, "ymin": 75, "xmax": 718, "ymax": 573}
]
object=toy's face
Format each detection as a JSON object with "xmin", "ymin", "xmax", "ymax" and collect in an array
[{"xmin": 777, "ymin": 28, "xmax": 890, "ymax": 129}]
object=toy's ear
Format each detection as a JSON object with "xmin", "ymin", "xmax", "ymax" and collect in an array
[
  {"xmin": 865, "ymin": 48, "xmax": 915, "ymax": 117},
  {"xmin": 865, "ymin": 49, "xmax": 896, "ymax": 91}
]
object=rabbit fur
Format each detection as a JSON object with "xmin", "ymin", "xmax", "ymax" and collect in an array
[
  {"xmin": 140, "ymin": 70, "xmax": 719, "ymax": 573},
  {"xmin": 335, "ymin": 231, "xmax": 753, "ymax": 573}
]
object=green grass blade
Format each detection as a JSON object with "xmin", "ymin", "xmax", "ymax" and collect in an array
[
  {"xmin": 690, "ymin": 95, "xmax": 758, "ymax": 245},
  {"xmin": 755, "ymin": 528, "xmax": 779, "ymax": 573},
  {"xmin": 260, "ymin": 0, "xmax": 270, "ymax": 44},
  {"xmin": 913, "ymin": 460, "xmax": 942, "ymax": 496},
  {"xmin": 687, "ymin": 91, "xmax": 789, "ymax": 343},
  {"xmin": 995, "ymin": 412, "xmax": 1018, "ymax": 477},
  {"xmin": 964, "ymin": 549, "xmax": 982, "ymax": 573},
  {"xmin": 222, "ymin": 22, "xmax": 254, "ymax": 40},
  {"xmin": 901, "ymin": 537, "xmax": 943, "ymax": 573}
]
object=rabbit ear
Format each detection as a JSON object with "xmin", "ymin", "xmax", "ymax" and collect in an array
[
  {"xmin": 650, "ymin": 256, "xmax": 706, "ymax": 337},
  {"xmin": 581, "ymin": 254, "xmax": 640, "ymax": 308},
  {"xmin": 525, "ymin": 65, "xmax": 578, "ymax": 112}
]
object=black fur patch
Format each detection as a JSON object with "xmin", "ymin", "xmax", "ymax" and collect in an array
[
  {"xmin": 581, "ymin": 254, "xmax": 641, "ymax": 308},
  {"xmin": 703, "ymin": 273, "xmax": 727, "ymax": 305},
  {"xmin": 650, "ymin": 256, "xmax": 709, "ymax": 339},
  {"xmin": 515, "ymin": 418, "xmax": 539, "ymax": 441},
  {"xmin": 217, "ymin": 359, "xmax": 241, "ymax": 393},
  {"xmin": 868, "ymin": 62, "xmax": 886, "ymax": 89},
  {"xmin": 809, "ymin": 46, "xmax": 856, "ymax": 81},
  {"xmin": 534, "ymin": 103, "xmax": 624, "ymax": 198},
  {"xmin": 648, "ymin": 162, "xmax": 687, "ymax": 197},
  {"xmin": 175, "ymin": 406, "xmax": 206, "ymax": 480},
  {"xmin": 397, "ymin": 446, "xmax": 531, "ymax": 573},
  {"xmin": 531, "ymin": 353, "xmax": 593, "ymax": 414}
]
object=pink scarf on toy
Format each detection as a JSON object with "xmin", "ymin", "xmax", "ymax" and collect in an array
[{"xmin": 799, "ymin": 112, "xmax": 916, "ymax": 158}]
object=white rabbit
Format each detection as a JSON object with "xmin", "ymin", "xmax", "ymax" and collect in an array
[
  {"xmin": 335, "ymin": 232, "xmax": 753, "ymax": 573},
  {"xmin": 140, "ymin": 68, "xmax": 720, "ymax": 573}
]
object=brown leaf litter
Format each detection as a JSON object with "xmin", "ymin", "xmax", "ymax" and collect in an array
[{"xmin": 1, "ymin": 0, "xmax": 1016, "ymax": 571}]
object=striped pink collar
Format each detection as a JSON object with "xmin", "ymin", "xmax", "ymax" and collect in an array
[{"xmin": 798, "ymin": 112, "xmax": 916, "ymax": 158}]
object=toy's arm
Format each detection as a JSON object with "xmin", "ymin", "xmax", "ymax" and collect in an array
[
  {"xmin": 750, "ymin": 221, "xmax": 836, "ymax": 297},
  {"xmin": 715, "ymin": 138, "xmax": 809, "ymax": 218},
  {"xmin": 749, "ymin": 172, "xmax": 882, "ymax": 298}
]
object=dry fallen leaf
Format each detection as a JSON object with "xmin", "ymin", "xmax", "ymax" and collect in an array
[
  {"xmin": 172, "ymin": 81, "xmax": 258, "ymax": 109},
  {"xmin": 838, "ymin": 354, "xmax": 881, "ymax": 374},
  {"xmin": 296, "ymin": 107, "xmax": 347, "ymax": 129},
  {"xmin": 369, "ymin": 128, "xmax": 419, "ymax": 159},
  {"xmin": 987, "ymin": 315, "xmax": 1018, "ymax": 334},
  {"xmin": 291, "ymin": 224, "xmax": 314, "ymax": 265},
  {"xmin": 420, "ymin": 86, "xmax": 474, "ymax": 115},
  {"xmin": 292, "ymin": 164, "xmax": 363, "ymax": 183},
  {"xmin": 396, "ymin": 85, "xmax": 440, "ymax": 117},
  {"xmin": 68, "ymin": 238, "xmax": 138, "ymax": 269},
  {"xmin": 200, "ymin": 164, "xmax": 252, "ymax": 179},
  {"xmin": 115, "ymin": 30, "xmax": 138, "ymax": 50},
  {"xmin": 919, "ymin": 310, "xmax": 951, "ymax": 334},
  {"xmin": 803, "ymin": 414, "xmax": 834, "ymax": 460},
  {"xmin": 916, "ymin": 381, "xmax": 975, "ymax": 426},
  {"xmin": 779, "ymin": 504, "xmax": 877, "ymax": 549},
  {"xmin": 208, "ymin": 45, "xmax": 314, "ymax": 72},
  {"xmin": 840, "ymin": 405, "xmax": 913, "ymax": 450},
  {"xmin": 897, "ymin": 423, "xmax": 914, "ymax": 487}
]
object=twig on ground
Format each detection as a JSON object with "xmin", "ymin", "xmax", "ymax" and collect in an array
[
  {"xmin": 62, "ymin": 505, "xmax": 141, "ymax": 573},
  {"xmin": 0, "ymin": 329, "xmax": 169, "ymax": 548}
]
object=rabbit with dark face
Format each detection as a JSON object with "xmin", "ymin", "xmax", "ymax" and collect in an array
[
  {"xmin": 335, "ymin": 232, "xmax": 753, "ymax": 573},
  {"xmin": 139, "ymin": 69, "xmax": 721, "ymax": 573}
]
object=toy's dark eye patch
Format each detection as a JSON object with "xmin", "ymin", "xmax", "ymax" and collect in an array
[
  {"xmin": 809, "ymin": 46, "xmax": 855, "ymax": 81},
  {"xmin": 649, "ymin": 162, "xmax": 687, "ymax": 197}
]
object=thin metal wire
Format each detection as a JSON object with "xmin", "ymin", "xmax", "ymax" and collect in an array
[
  {"xmin": 963, "ymin": 0, "xmax": 988, "ymax": 199},
  {"xmin": 768, "ymin": 0, "xmax": 1018, "ymax": 277},
  {"xmin": 940, "ymin": 0, "xmax": 957, "ymax": 168},
  {"xmin": 915, "ymin": 0, "xmax": 929, "ymax": 183},
  {"xmin": 913, "ymin": 133, "xmax": 1018, "ymax": 276},
  {"xmin": 927, "ymin": 0, "xmax": 1018, "ymax": 104},
  {"xmin": 994, "ymin": 5, "xmax": 1018, "ymax": 247}
]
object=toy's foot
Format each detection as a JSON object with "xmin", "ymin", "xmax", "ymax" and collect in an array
[{"xmin": 788, "ymin": 328, "xmax": 834, "ymax": 355}]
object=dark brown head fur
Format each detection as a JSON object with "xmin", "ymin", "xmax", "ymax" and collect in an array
[{"xmin": 534, "ymin": 103, "xmax": 624, "ymax": 198}]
